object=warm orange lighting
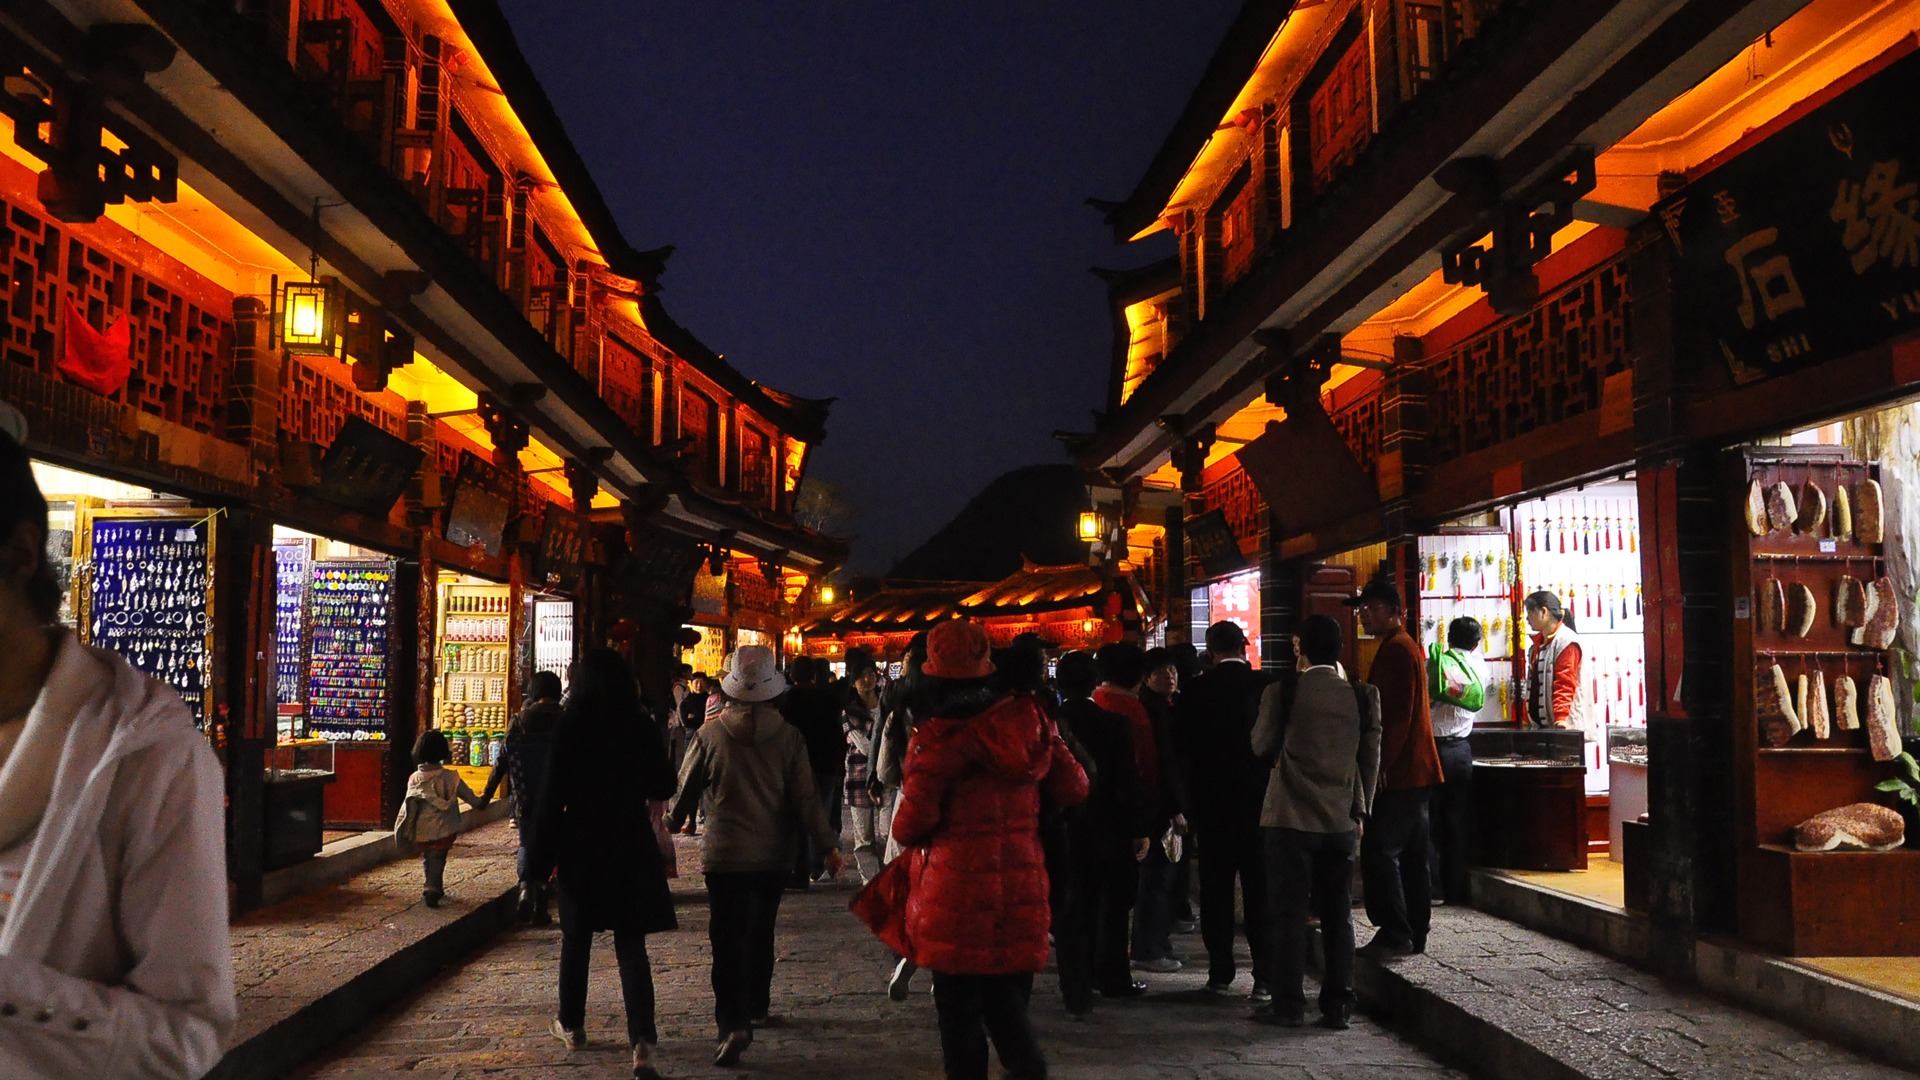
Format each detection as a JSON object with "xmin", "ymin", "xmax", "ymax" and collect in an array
[
  {"xmin": 1078, "ymin": 511, "xmax": 1103, "ymax": 542},
  {"xmin": 818, "ymin": 583, "xmax": 837, "ymax": 606},
  {"xmin": 281, "ymin": 278, "xmax": 338, "ymax": 355},
  {"xmin": 1082, "ymin": 619, "xmax": 1098, "ymax": 634}
]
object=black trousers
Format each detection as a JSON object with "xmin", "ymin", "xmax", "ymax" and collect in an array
[
  {"xmin": 793, "ymin": 772, "xmax": 843, "ymax": 881},
  {"xmin": 1054, "ymin": 854, "xmax": 1137, "ymax": 1011},
  {"xmin": 931, "ymin": 971, "xmax": 1046, "ymax": 1080},
  {"xmin": 1265, "ymin": 827, "xmax": 1358, "ymax": 1014},
  {"xmin": 705, "ymin": 870, "xmax": 786, "ymax": 1036},
  {"xmin": 1429, "ymin": 739, "xmax": 1475, "ymax": 904},
  {"xmin": 1361, "ymin": 787, "xmax": 1433, "ymax": 947},
  {"xmin": 556, "ymin": 886, "xmax": 658, "ymax": 1045},
  {"xmin": 1195, "ymin": 822, "xmax": 1271, "ymax": 988},
  {"xmin": 1130, "ymin": 842, "xmax": 1181, "ymax": 962}
]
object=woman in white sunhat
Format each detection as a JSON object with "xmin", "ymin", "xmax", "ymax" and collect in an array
[{"xmin": 670, "ymin": 645, "xmax": 842, "ymax": 1068}]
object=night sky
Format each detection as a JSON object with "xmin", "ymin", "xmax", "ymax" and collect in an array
[{"xmin": 497, "ymin": 2, "xmax": 1240, "ymax": 574}]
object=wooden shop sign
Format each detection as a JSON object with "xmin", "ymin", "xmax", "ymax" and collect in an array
[
  {"xmin": 311, "ymin": 416, "xmax": 423, "ymax": 518},
  {"xmin": 1658, "ymin": 46, "xmax": 1920, "ymax": 387},
  {"xmin": 444, "ymin": 450, "xmax": 513, "ymax": 557},
  {"xmin": 1185, "ymin": 508, "xmax": 1250, "ymax": 579}
]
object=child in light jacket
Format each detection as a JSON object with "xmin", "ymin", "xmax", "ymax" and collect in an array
[{"xmin": 401, "ymin": 730, "xmax": 488, "ymax": 907}]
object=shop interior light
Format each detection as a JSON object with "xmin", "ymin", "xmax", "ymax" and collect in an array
[
  {"xmin": 280, "ymin": 278, "xmax": 339, "ymax": 355},
  {"xmin": 1078, "ymin": 511, "xmax": 1103, "ymax": 542},
  {"xmin": 1082, "ymin": 618, "xmax": 1098, "ymax": 634}
]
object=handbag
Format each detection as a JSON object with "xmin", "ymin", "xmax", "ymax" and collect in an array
[{"xmin": 849, "ymin": 847, "xmax": 918, "ymax": 957}]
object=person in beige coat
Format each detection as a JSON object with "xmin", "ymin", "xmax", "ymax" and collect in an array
[
  {"xmin": 0, "ymin": 423, "xmax": 235, "ymax": 1079},
  {"xmin": 1249, "ymin": 615, "xmax": 1381, "ymax": 1032},
  {"xmin": 669, "ymin": 646, "xmax": 841, "ymax": 1067}
]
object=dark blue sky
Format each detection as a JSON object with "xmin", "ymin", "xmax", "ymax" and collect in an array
[{"xmin": 497, "ymin": 2, "xmax": 1240, "ymax": 573}]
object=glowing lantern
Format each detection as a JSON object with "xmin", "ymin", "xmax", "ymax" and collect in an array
[
  {"xmin": 818, "ymin": 583, "xmax": 837, "ymax": 606},
  {"xmin": 1078, "ymin": 511, "xmax": 1103, "ymax": 543},
  {"xmin": 280, "ymin": 278, "xmax": 339, "ymax": 356}
]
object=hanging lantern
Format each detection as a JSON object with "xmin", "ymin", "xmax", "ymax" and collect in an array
[
  {"xmin": 280, "ymin": 278, "xmax": 340, "ymax": 355},
  {"xmin": 817, "ymin": 582, "xmax": 837, "ymax": 606},
  {"xmin": 1077, "ymin": 511, "xmax": 1103, "ymax": 543}
]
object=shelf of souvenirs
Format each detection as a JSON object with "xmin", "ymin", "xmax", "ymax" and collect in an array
[
  {"xmin": 1519, "ymin": 577, "xmax": 1645, "ymax": 637},
  {"xmin": 1417, "ymin": 597, "xmax": 1519, "ymax": 660},
  {"xmin": 1416, "ymin": 535, "xmax": 1515, "ymax": 600},
  {"xmin": 1513, "ymin": 498, "xmax": 1640, "ymax": 557}
]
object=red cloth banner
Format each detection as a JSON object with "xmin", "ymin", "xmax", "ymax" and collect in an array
[{"xmin": 57, "ymin": 297, "xmax": 132, "ymax": 396}]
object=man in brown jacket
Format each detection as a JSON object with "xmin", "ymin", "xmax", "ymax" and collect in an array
[{"xmin": 1346, "ymin": 582, "xmax": 1444, "ymax": 957}]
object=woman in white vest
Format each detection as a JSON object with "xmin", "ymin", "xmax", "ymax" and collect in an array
[{"xmin": 1524, "ymin": 591, "xmax": 1588, "ymax": 730}]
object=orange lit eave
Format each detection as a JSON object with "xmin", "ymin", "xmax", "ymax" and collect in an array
[{"xmin": 1130, "ymin": 2, "xmax": 1342, "ymax": 241}]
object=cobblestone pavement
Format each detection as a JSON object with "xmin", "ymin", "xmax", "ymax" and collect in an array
[
  {"xmin": 231, "ymin": 819, "xmax": 521, "ymax": 1049},
  {"xmin": 1363, "ymin": 905, "xmax": 1917, "ymax": 1080},
  {"xmin": 299, "ymin": 834, "xmax": 1463, "ymax": 1079}
]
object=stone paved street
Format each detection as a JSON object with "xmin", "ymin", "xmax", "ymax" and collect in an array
[
  {"xmin": 1363, "ymin": 906, "xmax": 1918, "ymax": 1080},
  {"xmin": 298, "ymin": 835, "xmax": 1462, "ymax": 1079}
]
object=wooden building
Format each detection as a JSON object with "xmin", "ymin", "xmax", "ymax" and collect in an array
[
  {"xmin": 1078, "ymin": 0, "xmax": 1920, "ymax": 961},
  {"xmin": 0, "ymin": 0, "xmax": 841, "ymax": 909}
]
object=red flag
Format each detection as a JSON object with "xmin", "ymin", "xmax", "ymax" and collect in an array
[{"xmin": 57, "ymin": 297, "xmax": 132, "ymax": 397}]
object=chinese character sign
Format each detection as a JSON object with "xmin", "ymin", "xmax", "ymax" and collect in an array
[
  {"xmin": 1208, "ymin": 570, "xmax": 1262, "ymax": 669},
  {"xmin": 1657, "ymin": 48, "xmax": 1920, "ymax": 385}
]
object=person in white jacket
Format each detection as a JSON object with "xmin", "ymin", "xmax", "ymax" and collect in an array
[{"xmin": 0, "ymin": 419, "xmax": 236, "ymax": 1079}]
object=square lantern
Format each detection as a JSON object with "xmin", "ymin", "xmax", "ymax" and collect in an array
[
  {"xmin": 1077, "ymin": 511, "xmax": 1103, "ymax": 543},
  {"xmin": 280, "ymin": 277, "xmax": 339, "ymax": 355}
]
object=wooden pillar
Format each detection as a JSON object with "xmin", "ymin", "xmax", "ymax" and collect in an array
[
  {"xmin": 1163, "ymin": 503, "xmax": 1190, "ymax": 645},
  {"xmin": 220, "ymin": 506, "xmax": 274, "ymax": 914},
  {"xmin": 399, "ymin": 534, "xmax": 435, "ymax": 817}
]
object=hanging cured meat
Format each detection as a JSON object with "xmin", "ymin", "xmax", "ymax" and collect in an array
[
  {"xmin": 1855, "ymin": 479, "xmax": 1884, "ymax": 545},
  {"xmin": 1835, "ymin": 576, "xmax": 1868, "ymax": 629},
  {"xmin": 1795, "ymin": 481, "xmax": 1826, "ymax": 535},
  {"xmin": 1833, "ymin": 483, "xmax": 1853, "ymax": 542},
  {"xmin": 1849, "ymin": 577, "xmax": 1899, "ymax": 651},
  {"xmin": 1867, "ymin": 674, "xmax": 1903, "ymax": 761},
  {"xmin": 1835, "ymin": 675, "xmax": 1861, "ymax": 731},
  {"xmin": 1757, "ymin": 663, "xmax": 1800, "ymax": 747},
  {"xmin": 1787, "ymin": 582, "xmax": 1817, "ymax": 638},
  {"xmin": 1806, "ymin": 669, "xmax": 1831, "ymax": 740},
  {"xmin": 1744, "ymin": 481, "xmax": 1769, "ymax": 536},
  {"xmin": 1761, "ymin": 577, "xmax": 1786, "ymax": 634},
  {"xmin": 1767, "ymin": 483, "xmax": 1798, "ymax": 533}
]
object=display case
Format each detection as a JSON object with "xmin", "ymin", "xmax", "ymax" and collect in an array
[
  {"xmin": 264, "ymin": 741, "xmax": 336, "ymax": 870},
  {"xmin": 1469, "ymin": 726, "xmax": 1589, "ymax": 870},
  {"xmin": 1607, "ymin": 725, "xmax": 1649, "ymax": 766},
  {"xmin": 532, "ymin": 596, "xmax": 575, "ymax": 690},
  {"xmin": 1607, "ymin": 725, "xmax": 1650, "ymax": 860},
  {"xmin": 306, "ymin": 559, "xmax": 395, "ymax": 741}
]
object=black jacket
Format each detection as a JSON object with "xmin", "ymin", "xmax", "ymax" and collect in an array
[
  {"xmin": 783, "ymin": 684, "xmax": 848, "ymax": 780},
  {"xmin": 524, "ymin": 707, "xmax": 678, "ymax": 933},
  {"xmin": 1176, "ymin": 659, "xmax": 1271, "ymax": 833},
  {"xmin": 1056, "ymin": 697, "xmax": 1148, "ymax": 863}
]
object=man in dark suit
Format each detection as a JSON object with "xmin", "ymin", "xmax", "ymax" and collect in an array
[{"xmin": 1177, "ymin": 620, "xmax": 1274, "ymax": 1002}]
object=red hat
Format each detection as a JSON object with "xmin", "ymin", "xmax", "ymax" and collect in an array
[{"xmin": 923, "ymin": 620, "xmax": 995, "ymax": 679}]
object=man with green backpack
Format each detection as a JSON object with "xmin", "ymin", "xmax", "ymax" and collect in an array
[{"xmin": 1426, "ymin": 618, "xmax": 1485, "ymax": 905}]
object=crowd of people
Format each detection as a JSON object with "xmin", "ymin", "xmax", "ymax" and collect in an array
[{"xmin": 2, "ymin": 419, "xmax": 1597, "ymax": 1080}]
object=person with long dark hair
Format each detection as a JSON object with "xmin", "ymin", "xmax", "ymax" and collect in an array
[
  {"xmin": 891, "ymin": 621, "xmax": 1088, "ymax": 1080},
  {"xmin": 0, "ymin": 417, "xmax": 235, "ymax": 1079},
  {"xmin": 523, "ymin": 647, "xmax": 677, "ymax": 1080}
]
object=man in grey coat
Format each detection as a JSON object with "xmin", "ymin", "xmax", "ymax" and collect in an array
[{"xmin": 1249, "ymin": 615, "xmax": 1381, "ymax": 1031}]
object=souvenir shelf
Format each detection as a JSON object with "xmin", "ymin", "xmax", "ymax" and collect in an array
[
  {"xmin": 1729, "ymin": 446, "xmax": 1920, "ymax": 957},
  {"xmin": 305, "ymin": 559, "xmax": 395, "ymax": 741},
  {"xmin": 79, "ymin": 510, "xmax": 215, "ymax": 731},
  {"xmin": 1416, "ymin": 529, "xmax": 1518, "ymax": 723},
  {"xmin": 436, "ymin": 580, "xmax": 512, "ymax": 734},
  {"xmin": 274, "ymin": 542, "xmax": 309, "ymax": 709}
]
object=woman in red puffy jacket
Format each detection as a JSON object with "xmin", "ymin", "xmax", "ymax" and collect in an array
[{"xmin": 891, "ymin": 621, "xmax": 1088, "ymax": 1080}]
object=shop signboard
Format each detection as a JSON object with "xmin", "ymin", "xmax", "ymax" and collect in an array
[
  {"xmin": 533, "ymin": 504, "xmax": 585, "ymax": 590},
  {"xmin": 445, "ymin": 451, "xmax": 513, "ymax": 557},
  {"xmin": 1207, "ymin": 570, "xmax": 1262, "ymax": 669},
  {"xmin": 1185, "ymin": 508, "xmax": 1250, "ymax": 578},
  {"xmin": 1659, "ymin": 46, "xmax": 1920, "ymax": 386},
  {"xmin": 312, "ymin": 416, "xmax": 424, "ymax": 517},
  {"xmin": 691, "ymin": 564, "xmax": 728, "ymax": 617},
  {"xmin": 617, "ymin": 529, "xmax": 703, "ymax": 607}
]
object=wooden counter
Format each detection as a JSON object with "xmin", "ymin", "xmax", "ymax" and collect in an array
[{"xmin": 1472, "ymin": 761, "xmax": 1589, "ymax": 871}]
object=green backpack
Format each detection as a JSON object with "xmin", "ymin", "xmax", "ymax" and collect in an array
[{"xmin": 1427, "ymin": 643, "xmax": 1486, "ymax": 712}]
